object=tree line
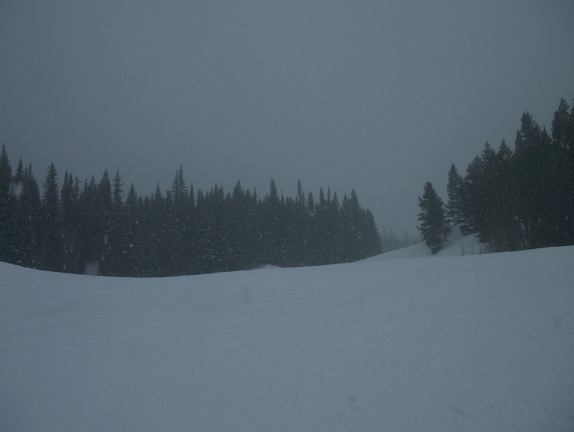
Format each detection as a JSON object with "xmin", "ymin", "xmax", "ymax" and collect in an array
[
  {"xmin": 418, "ymin": 97, "xmax": 574, "ymax": 254},
  {"xmin": 0, "ymin": 154, "xmax": 382, "ymax": 276}
]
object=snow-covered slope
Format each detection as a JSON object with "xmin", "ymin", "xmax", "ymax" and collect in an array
[
  {"xmin": 1, "ymin": 246, "xmax": 573, "ymax": 431},
  {"xmin": 377, "ymin": 227, "xmax": 484, "ymax": 259}
]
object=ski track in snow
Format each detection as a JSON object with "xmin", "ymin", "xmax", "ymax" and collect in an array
[{"xmin": 1, "ymin": 244, "xmax": 573, "ymax": 431}]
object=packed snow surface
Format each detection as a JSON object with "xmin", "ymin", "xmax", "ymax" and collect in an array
[{"xmin": 1, "ymin": 244, "xmax": 573, "ymax": 431}]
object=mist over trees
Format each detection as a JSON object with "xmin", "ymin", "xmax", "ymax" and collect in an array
[
  {"xmin": 418, "ymin": 97, "xmax": 574, "ymax": 254},
  {"xmin": 0, "ymin": 152, "xmax": 382, "ymax": 276},
  {"xmin": 380, "ymin": 227, "xmax": 419, "ymax": 253}
]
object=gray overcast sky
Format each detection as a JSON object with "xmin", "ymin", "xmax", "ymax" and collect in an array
[{"xmin": 1, "ymin": 0, "xmax": 573, "ymax": 236}]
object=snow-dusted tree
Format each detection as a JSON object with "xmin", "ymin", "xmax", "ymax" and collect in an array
[{"xmin": 418, "ymin": 182, "xmax": 450, "ymax": 254}]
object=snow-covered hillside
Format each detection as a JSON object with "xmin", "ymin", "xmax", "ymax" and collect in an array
[{"xmin": 1, "ymin": 244, "xmax": 573, "ymax": 431}]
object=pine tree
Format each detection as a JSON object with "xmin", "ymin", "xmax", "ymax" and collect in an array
[
  {"xmin": 112, "ymin": 169, "xmax": 124, "ymax": 210},
  {"xmin": 341, "ymin": 190, "xmax": 364, "ymax": 262},
  {"xmin": 171, "ymin": 165, "xmax": 187, "ymax": 204},
  {"xmin": 446, "ymin": 164, "xmax": 464, "ymax": 226},
  {"xmin": 19, "ymin": 164, "xmax": 42, "ymax": 267},
  {"xmin": 261, "ymin": 178, "xmax": 285, "ymax": 266},
  {"xmin": 166, "ymin": 166, "xmax": 190, "ymax": 275},
  {"xmin": 491, "ymin": 140, "xmax": 522, "ymax": 251},
  {"xmin": 61, "ymin": 171, "xmax": 80, "ymax": 272},
  {"xmin": 78, "ymin": 177, "xmax": 100, "ymax": 273},
  {"xmin": 477, "ymin": 142, "xmax": 498, "ymax": 244},
  {"xmin": 418, "ymin": 182, "xmax": 450, "ymax": 254},
  {"xmin": 311, "ymin": 187, "xmax": 329, "ymax": 264},
  {"xmin": 513, "ymin": 113, "xmax": 554, "ymax": 248},
  {"xmin": 356, "ymin": 207, "xmax": 382, "ymax": 259},
  {"xmin": 292, "ymin": 180, "xmax": 310, "ymax": 266},
  {"xmin": 41, "ymin": 163, "xmax": 63, "ymax": 270},
  {"xmin": 0, "ymin": 146, "xmax": 15, "ymax": 263},
  {"xmin": 459, "ymin": 155, "xmax": 484, "ymax": 236},
  {"xmin": 0, "ymin": 145, "xmax": 11, "ymax": 198},
  {"xmin": 106, "ymin": 169, "xmax": 126, "ymax": 276},
  {"xmin": 96, "ymin": 170, "xmax": 114, "ymax": 274},
  {"xmin": 122, "ymin": 183, "xmax": 140, "ymax": 276},
  {"xmin": 325, "ymin": 191, "xmax": 343, "ymax": 262},
  {"xmin": 550, "ymin": 99, "xmax": 574, "ymax": 245}
]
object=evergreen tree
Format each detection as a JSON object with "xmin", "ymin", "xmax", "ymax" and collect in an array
[
  {"xmin": 112, "ymin": 169, "xmax": 124, "ymax": 209},
  {"xmin": 550, "ymin": 98, "xmax": 574, "ymax": 245},
  {"xmin": 513, "ymin": 113, "xmax": 554, "ymax": 248},
  {"xmin": 459, "ymin": 155, "xmax": 484, "ymax": 236},
  {"xmin": 321, "ymin": 189, "xmax": 343, "ymax": 263},
  {"xmin": 61, "ymin": 171, "xmax": 81, "ymax": 272},
  {"xmin": 446, "ymin": 164, "xmax": 464, "ymax": 225},
  {"xmin": 310, "ymin": 187, "xmax": 329, "ymax": 264},
  {"xmin": 18, "ymin": 164, "xmax": 42, "ymax": 267},
  {"xmin": 166, "ymin": 166, "xmax": 191, "ymax": 275},
  {"xmin": 476, "ymin": 142, "xmax": 499, "ymax": 245},
  {"xmin": 418, "ymin": 182, "xmax": 450, "ymax": 254},
  {"xmin": 78, "ymin": 177, "xmax": 101, "ymax": 273},
  {"xmin": 261, "ymin": 178, "xmax": 285, "ymax": 266},
  {"xmin": 341, "ymin": 190, "xmax": 364, "ymax": 262},
  {"xmin": 194, "ymin": 187, "xmax": 212, "ymax": 273},
  {"xmin": 120, "ymin": 183, "xmax": 140, "ymax": 276},
  {"xmin": 96, "ymin": 170, "xmax": 114, "ymax": 274},
  {"xmin": 490, "ymin": 140, "xmax": 522, "ymax": 251},
  {"xmin": 105, "ymin": 169, "xmax": 127, "ymax": 275},
  {"xmin": 0, "ymin": 146, "xmax": 15, "ymax": 263},
  {"xmin": 227, "ymin": 181, "xmax": 246, "ymax": 270},
  {"xmin": 0, "ymin": 146, "xmax": 12, "ymax": 202},
  {"xmin": 139, "ymin": 189, "xmax": 158, "ymax": 277},
  {"xmin": 361, "ymin": 209, "xmax": 382, "ymax": 257},
  {"xmin": 292, "ymin": 180, "xmax": 311, "ymax": 266},
  {"xmin": 41, "ymin": 163, "xmax": 63, "ymax": 270}
]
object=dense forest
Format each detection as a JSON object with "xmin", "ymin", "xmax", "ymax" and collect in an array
[
  {"xmin": 418, "ymin": 97, "xmax": 574, "ymax": 254},
  {"xmin": 0, "ymin": 154, "xmax": 382, "ymax": 276}
]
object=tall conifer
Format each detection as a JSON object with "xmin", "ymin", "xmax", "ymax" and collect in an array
[{"xmin": 418, "ymin": 182, "xmax": 450, "ymax": 254}]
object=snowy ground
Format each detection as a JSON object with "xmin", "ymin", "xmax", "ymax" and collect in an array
[{"xmin": 1, "ymin": 241, "xmax": 573, "ymax": 431}]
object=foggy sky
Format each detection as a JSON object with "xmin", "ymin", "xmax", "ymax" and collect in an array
[{"xmin": 1, "ymin": 0, "xmax": 573, "ymax": 236}]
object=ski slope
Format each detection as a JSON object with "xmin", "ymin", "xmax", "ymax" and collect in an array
[{"xmin": 1, "ymin": 243, "xmax": 573, "ymax": 431}]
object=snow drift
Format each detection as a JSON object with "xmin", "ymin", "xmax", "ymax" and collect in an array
[{"xmin": 1, "ymin": 244, "xmax": 573, "ymax": 431}]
